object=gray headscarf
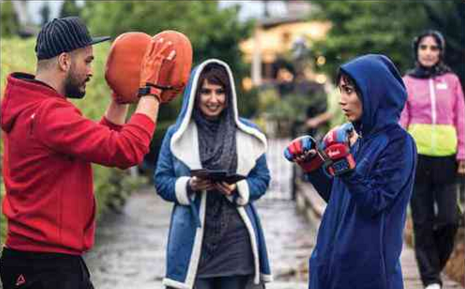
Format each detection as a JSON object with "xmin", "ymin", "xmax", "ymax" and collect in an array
[
  {"xmin": 192, "ymin": 65, "xmax": 240, "ymax": 262},
  {"xmin": 192, "ymin": 77, "xmax": 237, "ymax": 173}
]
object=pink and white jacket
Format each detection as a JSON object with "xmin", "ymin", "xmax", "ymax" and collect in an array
[{"xmin": 400, "ymin": 72, "xmax": 465, "ymax": 160}]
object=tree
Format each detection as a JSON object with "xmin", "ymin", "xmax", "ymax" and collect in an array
[
  {"xmin": 82, "ymin": 1, "xmax": 250, "ymax": 71},
  {"xmin": 59, "ymin": 0, "xmax": 82, "ymax": 18},
  {"xmin": 1, "ymin": 0, "xmax": 20, "ymax": 37},
  {"xmin": 81, "ymin": 0, "xmax": 256, "ymax": 117},
  {"xmin": 422, "ymin": 1, "xmax": 465, "ymax": 86},
  {"xmin": 80, "ymin": 1, "xmax": 256, "ymax": 170},
  {"xmin": 308, "ymin": 1, "xmax": 465, "ymax": 87},
  {"xmin": 40, "ymin": 3, "xmax": 51, "ymax": 26}
]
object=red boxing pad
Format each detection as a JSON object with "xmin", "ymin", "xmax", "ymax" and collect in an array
[
  {"xmin": 152, "ymin": 30, "xmax": 193, "ymax": 103},
  {"xmin": 105, "ymin": 32, "xmax": 152, "ymax": 104}
]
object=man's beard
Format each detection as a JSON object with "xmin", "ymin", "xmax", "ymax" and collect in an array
[{"xmin": 64, "ymin": 71, "xmax": 88, "ymax": 99}]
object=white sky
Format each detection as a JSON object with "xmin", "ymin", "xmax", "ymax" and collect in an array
[{"xmin": 218, "ymin": 1, "xmax": 287, "ymax": 20}]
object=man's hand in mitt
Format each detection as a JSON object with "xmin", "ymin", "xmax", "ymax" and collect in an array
[{"xmin": 138, "ymin": 38, "xmax": 176, "ymax": 103}]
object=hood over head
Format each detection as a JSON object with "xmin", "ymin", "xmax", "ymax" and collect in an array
[
  {"xmin": 169, "ymin": 59, "xmax": 267, "ymax": 170},
  {"xmin": 1, "ymin": 73, "xmax": 64, "ymax": 133},
  {"xmin": 173, "ymin": 59, "xmax": 240, "ymax": 131},
  {"xmin": 171, "ymin": 59, "xmax": 266, "ymax": 141},
  {"xmin": 339, "ymin": 54, "xmax": 407, "ymax": 136}
]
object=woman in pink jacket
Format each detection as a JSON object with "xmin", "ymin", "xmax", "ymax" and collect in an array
[{"xmin": 400, "ymin": 30, "xmax": 465, "ymax": 289}]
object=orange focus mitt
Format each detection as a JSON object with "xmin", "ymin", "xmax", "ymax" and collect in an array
[
  {"xmin": 105, "ymin": 31, "xmax": 193, "ymax": 104},
  {"xmin": 105, "ymin": 32, "xmax": 150, "ymax": 104},
  {"xmin": 151, "ymin": 30, "xmax": 192, "ymax": 103}
]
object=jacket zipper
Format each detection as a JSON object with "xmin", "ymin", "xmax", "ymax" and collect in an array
[{"xmin": 429, "ymin": 78, "xmax": 437, "ymax": 153}]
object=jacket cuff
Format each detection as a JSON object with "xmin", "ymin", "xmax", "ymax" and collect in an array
[
  {"xmin": 261, "ymin": 273, "xmax": 273, "ymax": 283},
  {"xmin": 100, "ymin": 116, "xmax": 123, "ymax": 131},
  {"xmin": 235, "ymin": 180, "xmax": 250, "ymax": 206},
  {"xmin": 175, "ymin": 177, "xmax": 191, "ymax": 205},
  {"xmin": 129, "ymin": 113, "xmax": 156, "ymax": 133}
]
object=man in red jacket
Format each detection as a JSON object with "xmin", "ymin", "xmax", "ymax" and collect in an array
[{"xmin": 0, "ymin": 16, "xmax": 175, "ymax": 289}]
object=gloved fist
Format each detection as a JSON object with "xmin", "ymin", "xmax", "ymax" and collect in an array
[
  {"xmin": 138, "ymin": 38, "xmax": 176, "ymax": 102},
  {"xmin": 284, "ymin": 136, "xmax": 325, "ymax": 173},
  {"xmin": 320, "ymin": 123, "xmax": 356, "ymax": 176}
]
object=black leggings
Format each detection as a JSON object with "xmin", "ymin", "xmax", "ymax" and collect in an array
[
  {"xmin": 410, "ymin": 155, "xmax": 460, "ymax": 287},
  {"xmin": 194, "ymin": 276, "xmax": 250, "ymax": 289}
]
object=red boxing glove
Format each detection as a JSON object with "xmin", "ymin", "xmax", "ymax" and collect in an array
[
  {"xmin": 284, "ymin": 136, "xmax": 325, "ymax": 173},
  {"xmin": 320, "ymin": 123, "xmax": 356, "ymax": 176}
]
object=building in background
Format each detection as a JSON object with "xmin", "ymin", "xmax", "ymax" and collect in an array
[{"xmin": 239, "ymin": 0, "xmax": 330, "ymax": 88}]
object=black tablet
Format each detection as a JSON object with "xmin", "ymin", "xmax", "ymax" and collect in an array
[{"xmin": 190, "ymin": 169, "xmax": 246, "ymax": 184}]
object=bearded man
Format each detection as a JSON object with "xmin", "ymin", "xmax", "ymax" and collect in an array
[{"xmin": 0, "ymin": 16, "xmax": 176, "ymax": 289}]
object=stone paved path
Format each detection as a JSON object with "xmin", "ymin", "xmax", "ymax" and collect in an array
[{"xmin": 85, "ymin": 188, "xmax": 169, "ymax": 289}]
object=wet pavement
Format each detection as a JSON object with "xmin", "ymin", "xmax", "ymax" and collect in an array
[
  {"xmin": 84, "ymin": 137, "xmax": 464, "ymax": 289},
  {"xmin": 84, "ymin": 187, "xmax": 464, "ymax": 289},
  {"xmin": 84, "ymin": 188, "xmax": 314, "ymax": 289},
  {"xmin": 256, "ymin": 199, "xmax": 316, "ymax": 288}
]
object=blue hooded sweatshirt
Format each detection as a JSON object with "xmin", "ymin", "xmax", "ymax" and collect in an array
[
  {"xmin": 306, "ymin": 54, "xmax": 417, "ymax": 289},
  {"xmin": 154, "ymin": 59, "xmax": 272, "ymax": 289}
]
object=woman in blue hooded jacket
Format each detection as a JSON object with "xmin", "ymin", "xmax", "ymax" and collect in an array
[
  {"xmin": 154, "ymin": 59, "xmax": 272, "ymax": 289},
  {"xmin": 285, "ymin": 54, "xmax": 417, "ymax": 289}
]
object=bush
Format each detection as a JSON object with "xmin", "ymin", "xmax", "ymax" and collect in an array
[{"xmin": 0, "ymin": 38, "xmax": 144, "ymax": 242}]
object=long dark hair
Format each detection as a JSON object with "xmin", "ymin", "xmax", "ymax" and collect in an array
[
  {"xmin": 408, "ymin": 30, "xmax": 451, "ymax": 78},
  {"xmin": 412, "ymin": 30, "xmax": 445, "ymax": 62}
]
